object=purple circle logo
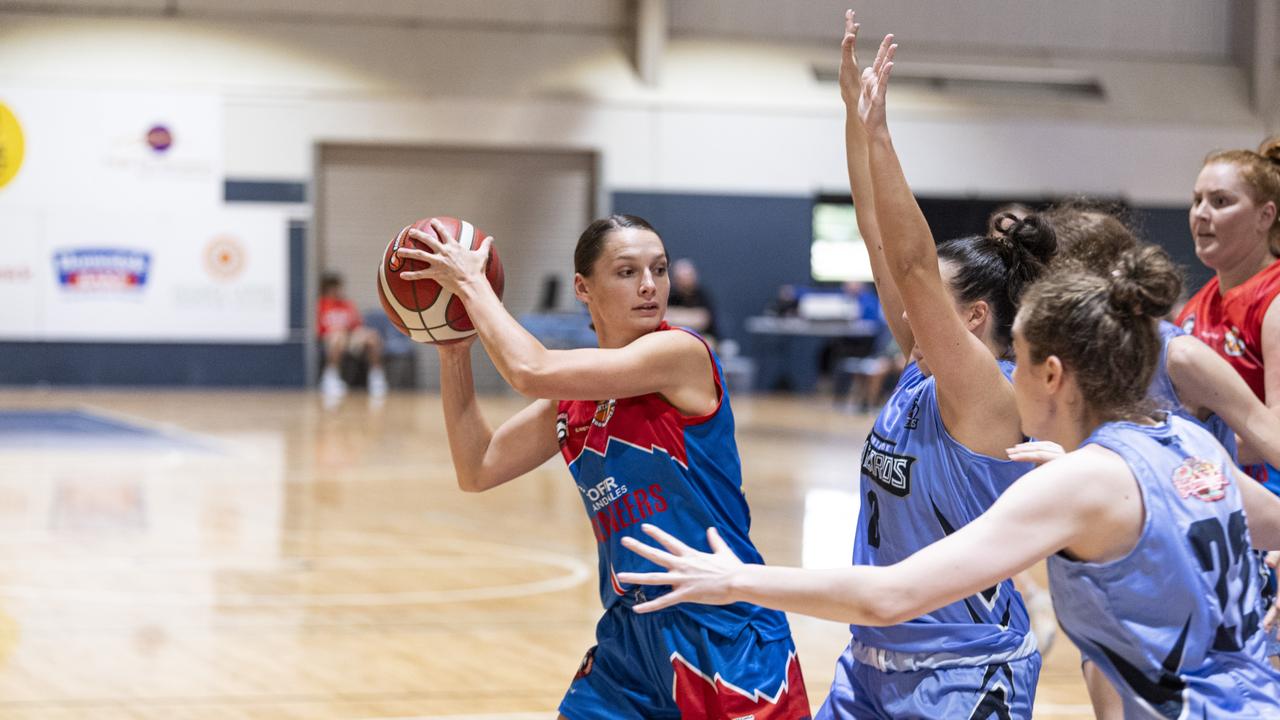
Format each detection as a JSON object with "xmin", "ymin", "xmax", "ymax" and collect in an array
[{"xmin": 146, "ymin": 125, "xmax": 172, "ymax": 153}]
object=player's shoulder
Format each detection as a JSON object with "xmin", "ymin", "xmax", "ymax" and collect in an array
[
  {"xmin": 1031, "ymin": 444, "xmax": 1136, "ymax": 515},
  {"xmin": 630, "ymin": 324, "xmax": 713, "ymax": 359}
]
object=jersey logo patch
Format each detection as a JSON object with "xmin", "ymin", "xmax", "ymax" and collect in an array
[
  {"xmin": 1172, "ymin": 457, "xmax": 1227, "ymax": 502},
  {"xmin": 592, "ymin": 399, "xmax": 616, "ymax": 428},
  {"xmin": 861, "ymin": 431, "xmax": 915, "ymax": 497},
  {"xmin": 1222, "ymin": 326, "xmax": 1245, "ymax": 358}
]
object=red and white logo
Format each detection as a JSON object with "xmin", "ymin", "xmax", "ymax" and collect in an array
[
  {"xmin": 592, "ymin": 399, "xmax": 616, "ymax": 428},
  {"xmin": 1172, "ymin": 457, "xmax": 1227, "ymax": 503},
  {"xmin": 1223, "ymin": 326, "xmax": 1245, "ymax": 358}
]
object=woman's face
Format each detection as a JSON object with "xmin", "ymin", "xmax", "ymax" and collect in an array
[
  {"xmin": 1190, "ymin": 162, "xmax": 1275, "ymax": 271},
  {"xmin": 577, "ymin": 228, "xmax": 669, "ymax": 337}
]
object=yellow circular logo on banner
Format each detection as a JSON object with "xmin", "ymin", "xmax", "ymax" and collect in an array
[{"xmin": 0, "ymin": 102, "xmax": 25, "ymax": 189}]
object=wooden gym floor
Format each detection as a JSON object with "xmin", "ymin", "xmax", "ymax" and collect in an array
[{"xmin": 0, "ymin": 388, "xmax": 1095, "ymax": 719}]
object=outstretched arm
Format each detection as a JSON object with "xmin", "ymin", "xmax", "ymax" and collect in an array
[
  {"xmin": 857, "ymin": 36, "xmax": 1022, "ymax": 455},
  {"xmin": 618, "ymin": 450, "xmax": 1132, "ymax": 624},
  {"xmin": 438, "ymin": 340, "xmax": 560, "ymax": 492},
  {"xmin": 397, "ymin": 221, "xmax": 715, "ymax": 411},
  {"xmin": 841, "ymin": 12, "xmax": 911, "ymax": 354},
  {"xmin": 1238, "ymin": 465, "xmax": 1280, "ymax": 550},
  {"xmin": 1167, "ymin": 334, "xmax": 1280, "ymax": 468}
]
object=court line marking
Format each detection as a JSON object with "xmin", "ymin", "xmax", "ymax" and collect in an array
[
  {"xmin": 57, "ymin": 402, "xmax": 227, "ymax": 453},
  {"xmin": 0, "ymin": 534, "xmax": 591, "ymax": 607}
]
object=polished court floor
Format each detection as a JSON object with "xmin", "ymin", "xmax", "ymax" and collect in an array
[{"xmin": 0, "ymin": 388, "xmax": 1095, "ymax": 719}]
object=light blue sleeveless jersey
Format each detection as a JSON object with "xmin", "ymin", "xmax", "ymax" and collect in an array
[
  {"xmin": 851, "ymin": 361, "xmax": 1035, "ymax": 662},
  {"xmin": 1048, "ymin": 416, "xmax": 1280, "ymax": 719},
  {"xmin": 1150, "ymin": 321, "xmax": 1238, "ymax": 460}
]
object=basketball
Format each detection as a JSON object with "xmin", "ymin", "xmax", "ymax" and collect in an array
[{"xmin": 376, "ymin": 216, "xmax": 505, "ymax": 344}]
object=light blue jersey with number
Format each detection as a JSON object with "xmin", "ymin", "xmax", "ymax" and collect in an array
[
  {"xmin": 1048, "ymin": 416, "xmax": 1280, "ymax": 719},
  {"xmin": 851, "ymin": 361, "xmax": 1035, "ymax": 663}
]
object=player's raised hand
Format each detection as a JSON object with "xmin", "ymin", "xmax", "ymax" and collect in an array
[
  {"xmin": 617, "ymin": 524, "xmax": 744, "ymax": 613},
  {"xmin": 1006, "ymin": 440, "xmax": 1067, "ymax": 465},
  {"xmin": 397, "ymin": 218, "xmax": 494, "ymax": 293},
  {"xmin": 857, "ymin": 34, "xmax": 896, "ymax": 133},
  {"xmin": 838, "ymin": 10, "xmax": 864, "ymax": 108}
]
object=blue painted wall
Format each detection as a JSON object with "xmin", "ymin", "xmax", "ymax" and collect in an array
[{"xmin": 612, "ymin": 191, "xmax": 814, "ymax": 346}]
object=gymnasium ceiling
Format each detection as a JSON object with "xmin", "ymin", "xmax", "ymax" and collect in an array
[{"xmin": 0, "ymin": 0, "xmax": 1246, "ymax": 64}]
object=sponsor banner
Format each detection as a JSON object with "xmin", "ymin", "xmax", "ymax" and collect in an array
[
  {"xmin": 0, "ymin": 207, "xmax": 288, "ymax": 342},
  {"xmin": 0, "ymin": 87, "xmax": 220, "ymax": 209}
]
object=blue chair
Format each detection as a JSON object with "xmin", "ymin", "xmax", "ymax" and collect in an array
[{"xmin": 362, "ymin": 310, "xmax": 418, "ymax": 388}]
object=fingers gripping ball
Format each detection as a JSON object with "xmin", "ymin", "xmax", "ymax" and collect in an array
[{"xmin": 376, "ymin": 216, "xmax": 505, "ymax": 344}]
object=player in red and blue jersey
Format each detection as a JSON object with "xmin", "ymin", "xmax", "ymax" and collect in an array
[{"xmin": 396, "ymin": 214, "xmax": 809, "ymax": 719}]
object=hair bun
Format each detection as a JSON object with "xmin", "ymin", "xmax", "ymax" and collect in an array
[
  {"xmin": 1260, "ymin": 135, "xmax": 1280, "ymax": 165},
  {"xmin": 1106, "ymin": 245, "xmax": 1180, "ymax": 319},
  {"xmin": 1006, "ymin": 214, "xmax": 1058, "ymax": 265}
]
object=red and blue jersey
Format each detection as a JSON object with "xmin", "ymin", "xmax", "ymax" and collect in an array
[
  {"xmin": 1177, "ymin": 261, "xmax": 1280, "ymax": 493},
  {"xmin": 556, "ymin": 324, "xmax": 790, "ymax": 641}
]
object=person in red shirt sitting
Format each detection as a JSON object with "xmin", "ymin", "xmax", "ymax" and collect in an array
[{"xmin": 318, "ymin": 272, "xmax": 387, "ymax": 401}]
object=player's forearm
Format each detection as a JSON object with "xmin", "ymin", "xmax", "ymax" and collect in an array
[
  {"xmin": 866, "ymin": 133, "xmax": 939, "ymax": 284},
  {"xmin": 1236, "ymin": 404, "xmax": 1280, "ymax": 468},
  {"xmin": 1240, "ymin": 473, "xmax": 1280, "ymax": 549},
  {"xmin": 846, "ymin": 110, "xmax": 911, "ymax": 351},
  {"xmin": 454, "ymin": 279, "xmax": 554, "ymax": 396},
  {"xmin": 727, "ymin": 564, "xmax": 905, "ymax": 626},
  {"xmin": 438, "ymin": 349, "xmax": 497, "ymax": 492}
]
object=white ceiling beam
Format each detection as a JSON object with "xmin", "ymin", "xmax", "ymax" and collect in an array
[
  {"xmin": 1233, "ymin": 0, "xmax": 1279, "ymax": 129},
  {"xmin": 1255, "ymin": 0, "xmax": 1279, "ymax": 131},
  {"xmin": 633, "ymin": 0, "xmax": 666, "ymax": 86}
]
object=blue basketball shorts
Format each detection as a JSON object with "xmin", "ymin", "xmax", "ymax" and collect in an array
[
  {"xmin": 558, "ymin": 604, "xmax": 811, "ymax": 720},
  {"xmin": 815, "ymin": 639, "xmax": 1041, "ymax": 720}
]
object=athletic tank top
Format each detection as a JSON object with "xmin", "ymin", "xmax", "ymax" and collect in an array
[
  {"xmin": 850, "ymin": 361, "xmax": 1033, "ymax": 660},
  {"xmin": 556, "ymin": 324, "xmax": 789, "ymax": 640},
  {"xmin": 1048, "ymin": 416, "xmax": 1280, "ymax": 719},
  {"xmin": 1176, "ymin": 258, "xmax": 1280, "ymax": 402},
  {"xmin": 1149, "ymin": 321, "xmax": 1238, "ymax": 460}
]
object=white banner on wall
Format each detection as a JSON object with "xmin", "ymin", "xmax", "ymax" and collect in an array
[
  {"xmin": 0, "ymin": 207, "xmax": 288, "ymax": 343},
  {"xmin": 0, "ymin": 87, "xmax": 221, "ymax": 209},
  {"xmin": 0, "ymin": 87, "xmax": 292, "ymax": 343}
]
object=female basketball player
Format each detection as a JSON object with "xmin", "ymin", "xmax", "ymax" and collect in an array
[
  {"xmin": 1016, "ymin": 205, "xmax": 1280, "ymax": 716},
  {"xmin": 1177, "ymin": 140, "xmax": 1280, "ymax": 493},
  {"xmin": 1173, "ymin": 143, "xmax": 1280, "ymax": 666},
  {"xmin": 395, "ymin": 215, "xmax": 810, "ymax": 719},
  {"xmin": 620, "ymin": 242, "xmax": 1280, "ymax": 719},
  {"xmin": 745, "ymin": 17, "xmax": 1052, "ymax": 719}
]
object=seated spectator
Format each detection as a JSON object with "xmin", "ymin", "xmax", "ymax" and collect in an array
[
  {"xmin": 665, "ymin": 258, "xmax": 718, "ymax": 340},
  {"xmin": 765, "ymin": 284, "xmax": 800, "ymax": 317},
  {"xmin": 318, "ymin": 272, "xmax": 387, "ymax": 402}
]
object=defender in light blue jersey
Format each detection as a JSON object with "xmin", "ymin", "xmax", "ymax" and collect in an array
[
  {"xmin": 625, "ymin": 19, "xmax": 1054, "ymax": 719},
  {"xmin": 1043, "ymin": 205, "xmax": 1280, "ymax": 690},
  {"xmin": 621, "ymin": 234, "xmax": 1280, "ymax": 720}
]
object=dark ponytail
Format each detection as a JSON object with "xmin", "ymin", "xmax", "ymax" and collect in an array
[
  {"xmin": 574, "ymin": 214, "xmax": 660, "ymax": 277},
  {"xmin": 936, "ymin": 213, "xmax": 1057, "ymax": 350},
  {"xmin": 1018, "ymin": 244, "xmax": 1182, "ymax": 421}
]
